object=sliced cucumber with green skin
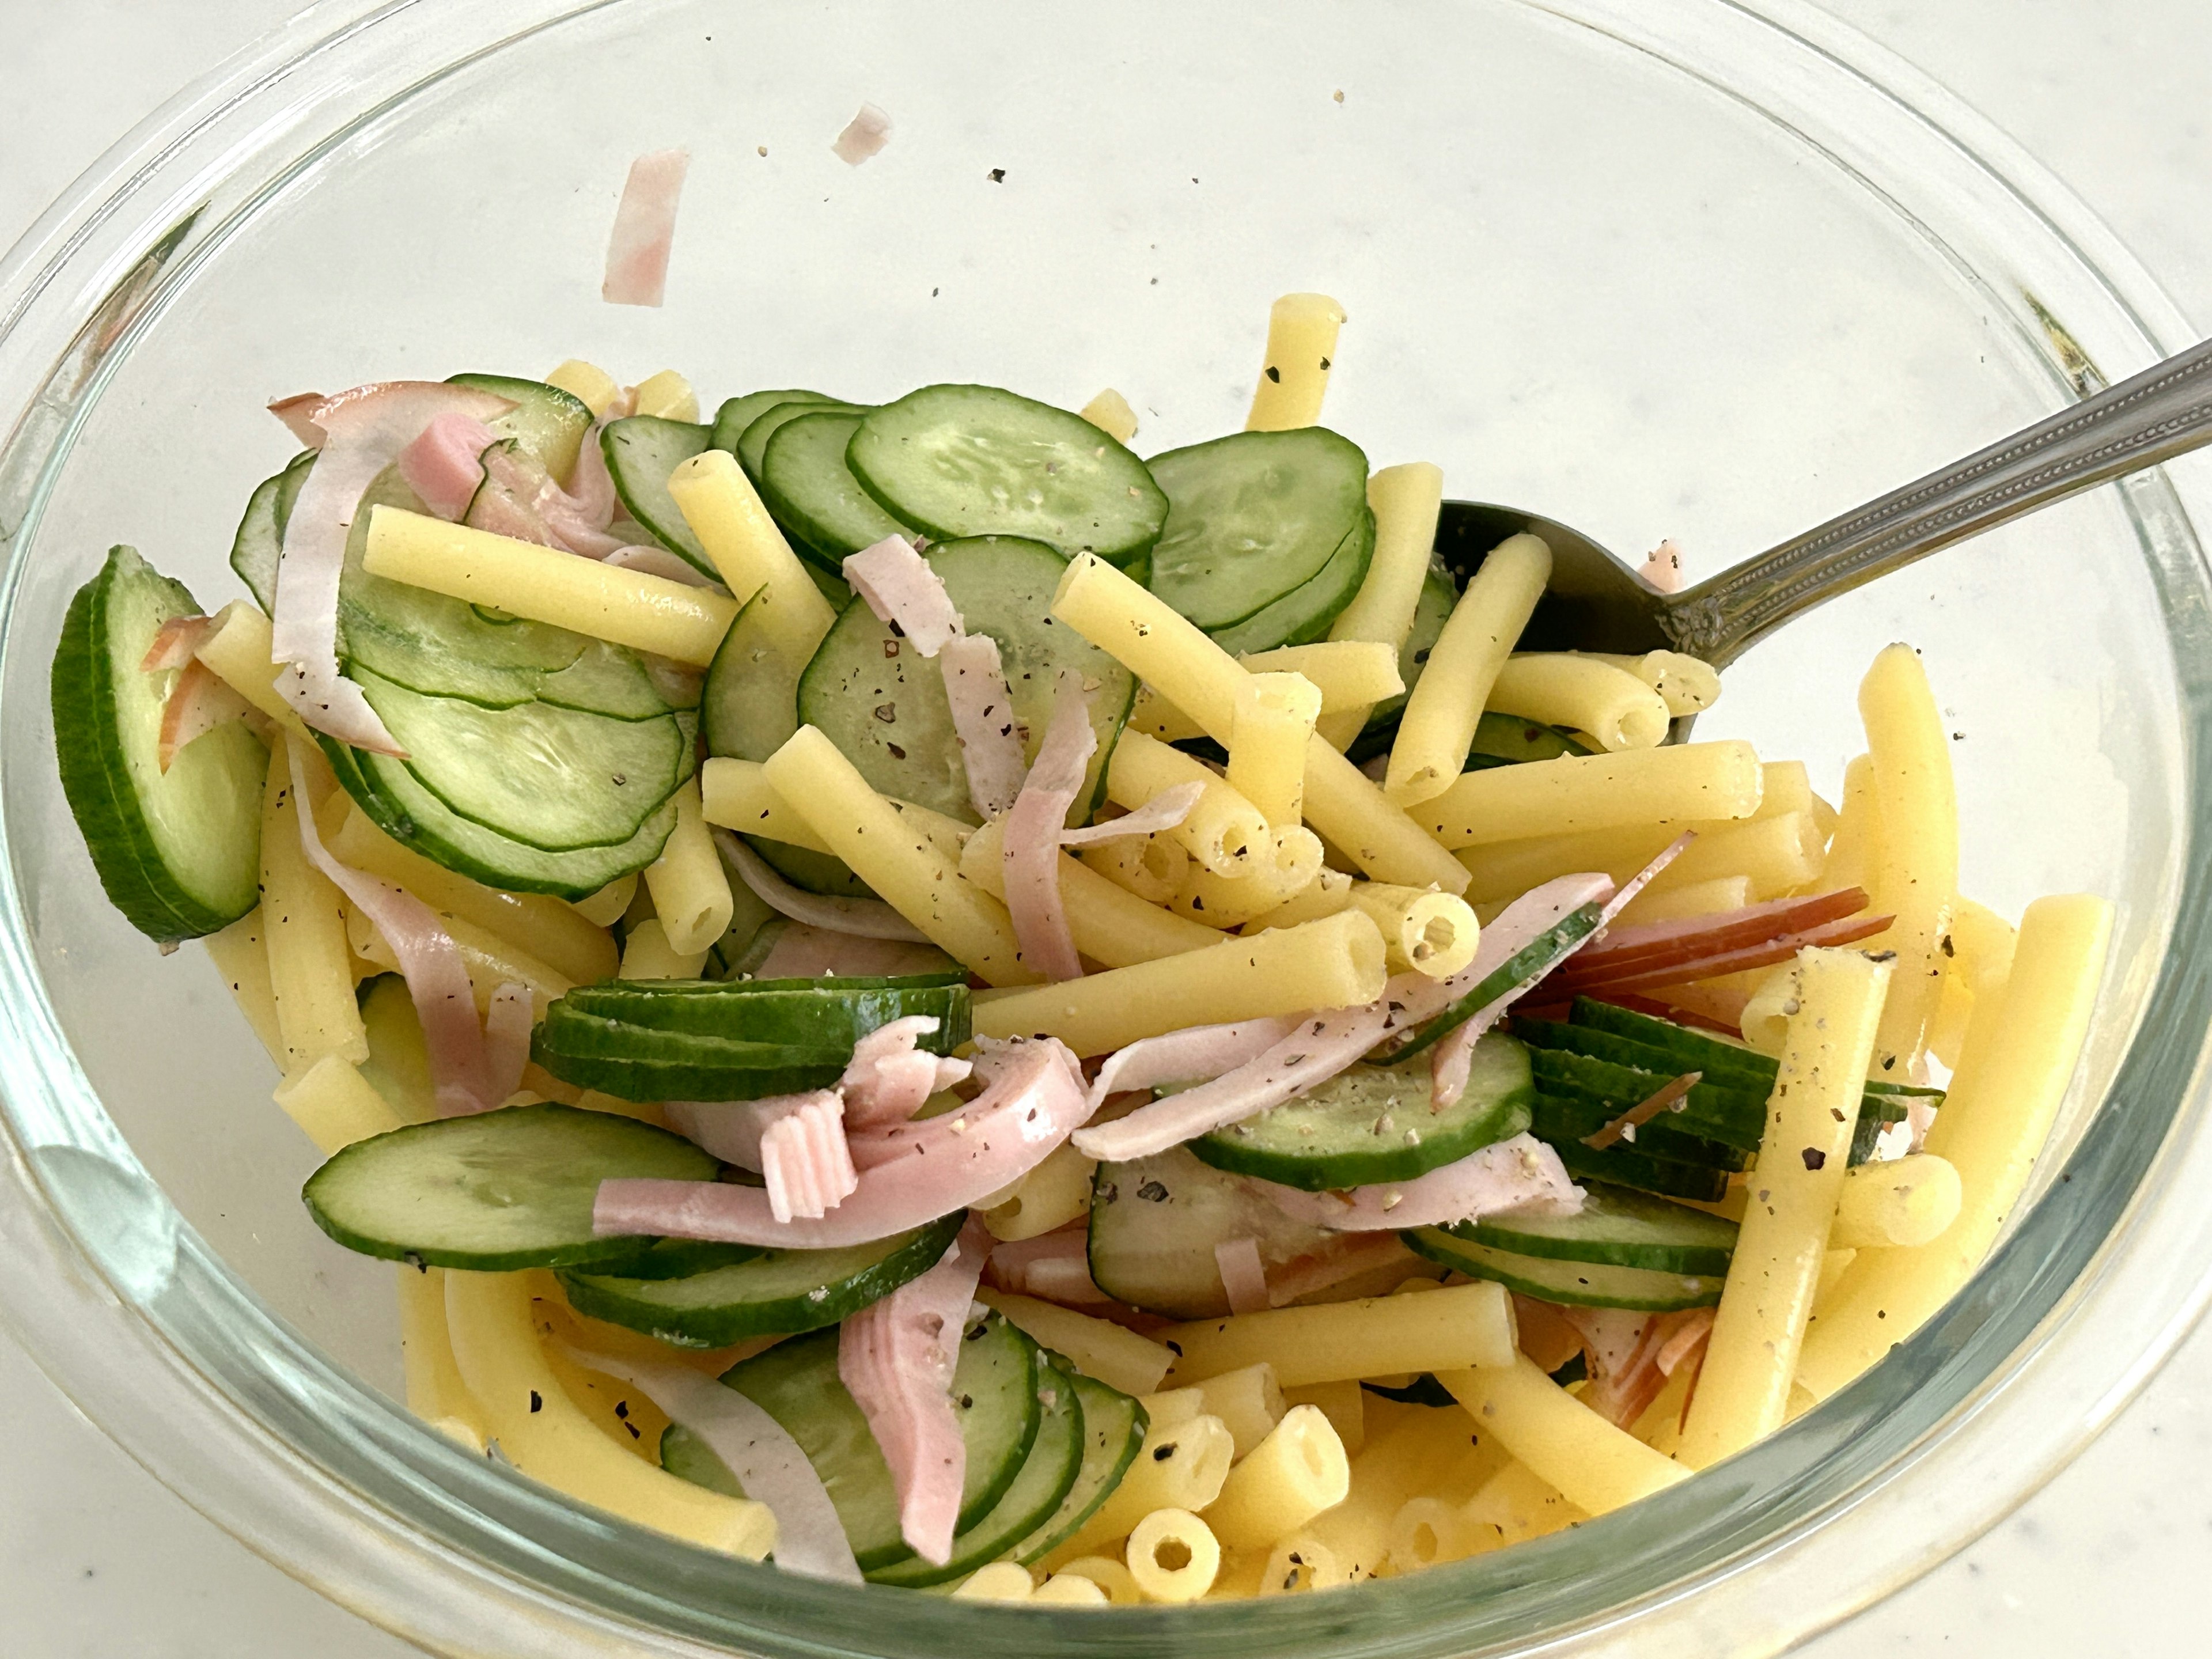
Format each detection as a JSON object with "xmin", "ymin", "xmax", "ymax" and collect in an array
[
  {"xmin": 739, "ymin": 399, "xmax": 868, "ymax": 482},
  {"xmin": 1522, "ymin": 1041, "xmax": 1766, "ymax": 1153},
  {"xmin": 1146, "ymin": 427, "xmax": 1369, "ymax": 630},
  {"xmin": 703, "ymin": 587, "xmax": 801, "ymax": 762},
  {"xmin": 1548, "ymin": 1133, "xmax": 1730, "ymax": 1204},
  {"xmin": 559, "ymin": 1215, "xmax": 964, "ymax": 1347},
  {"xmin": 1449, "ymin": 1179, "xmax": 1737, "ymax": 1276},
  {"xmin": 1463, "ymin": 713, "xmax": 1597, "ymax": 771},
  {"xmin": 531, "ymin": 1011, "xmax": 848, "ymax": 1101},
  {"xmin": 710, "ymin": 390, "xmax": 839, "ymax": 455},
  {"xmin": 1556, "ymin": 1000, "xmax": 1915, "ymax": 1125},
  {"xmin": 797, "ymin": 535, "xmax": 1136, "ymax": 825},
  {"xmin": 1007, "ymin": 1369, "xmax": 1146, "ymax": 1566},
  {"xmin": 601, "ymin": 416, "xmax": 715, "ymax": 575},
  {"xmin": 52, "ymin": 546, "xmax": 268, "ymax": 942},
  {"xmin": 557, "ymin": 976, "xmax": 970, "ymax": 1050},
  {"xmin": 1529, "ymin": 1086, "xmax": 1748, "ymax": 1172},
  {"xmin": 532, "ymin": 639, "xmax": 676, "ymax": 722},
  {"xmin": 1404, "ymin": 1226, "xmax": 1724, "ymax": 1312},
  {"xmin": 299, "ymin": 1103, "xmax": 717, "ymax": 1271},
  {"xmin": 1388, "ymin": 903, "xmax": 1608, "ymax": 1063},
  {"xmin": 869, "ymin": 1361, "xmax": 1085, "ymax": 1586},
  {"xmin": 230, "ymin": 449, "xmax": 315, "ymax": 612},
  {"xmin": 669, "ymin": 1313, "xmax": 1041, "ymax": 1571},
  {"xmin": 448, "ymin": 373, "xmax": 594, "ymax": 483},
  {"xmin": 321, "ymin": 732, "xmax": 680, "ymax": 899},
  {"xmin": 1346, "ymin": 562, "xmax": 1453, "ymax": 760},
  {"xmin": 759, "ymin": 410, "xmax": 916, "ymax": 567},
  {"xmin": 849, "ymin": 385, "xmax": 1167, "ymax": 567},
  {"xmin": 1207, "ymin": 505, "xmax": 1375, "ymax": 657},
  {"xmin": 1189, "ymin": 1034, "xmax": 1534, "ymax": 1191},
  {"xmin": 1087, "ymin": 1145, "xmax": 1336, "ymax": 1320},
  {"xmin": 588, "ymin": 1236, "xmax": 763, "ymax": 1281}
]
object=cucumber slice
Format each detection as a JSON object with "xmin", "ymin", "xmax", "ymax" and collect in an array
[
  {"xmin": 1188, "ymin": 1035, "xmax": 1534, "ymax": 1191},
  {"xmin": 759, "ymin": 410, "xmax": 916, "ymax": 566},
  {"xmin": 601, "ymin": 416, "xmax": 715, "ymax": 575},
  {"xmin": 322, "ymin": 731, "xmax": 680, "ymax": 899},
  {"xmin": 797, "ymin": 535, "xmax": 1136, "ymax": 824},
  {"xmin": 1448, "ymin": 1179, "xmax": 1737, "ymax": 1275},
  {"xmin": 848, "ymin": 385, "xmax": 1167, "ymax": 566},
  {"xmin": 299, "ymin": 1103, "xmax": 716, "ymax": 1271},
  {"xmin": 1520, "ymin": 1039, "xmax": 1766, "ymax": 1153},
  {"xmin": 1346, "ymin": 562, "xmax": 1453, "ymax": 759},
  {"xmin": 868, "ymin": 1359, "xmax": 1085, "ymax": 1587},
  {"xmin": 350, "ymin": 667, "xmax": 683, "ymax": 853},
  {"xmin": 532, "ymin": 638, "xmax": 675, "ymax": 722},
  {"xmin": 591, "ymin": 1237, "xmax": 763, "ymax": 1281},
  {"xmin": 357, "ymin": 974, "xmax": 436, "ymax": 1124},
  {"xmin": 229, "ymin": 450, "xmax": 315, "ymax": 613},
  {"xmin": 1390, "ymin": 903, "xmax": 1607, "ymax": 1062},
  {"xmin": 52, "ymin": 546, "xmax": 268, "ymax": 942},
  {"xmin": 1006, "ymin": 1369, "xmax": 1146, "ymax": 1565},
  {"xmin": 1207, "ymin": 505, "xmax": 1375, "ymax": 656},
  {"xmin": 556, "ymin": 976, "xmax": 970, "ymax": 1050},
  {"xmin": 710, "ymin": 389, "xmax": 839, "ymax": 454},
  {"xmin": 1558, "ymin": 999, "xmax": 1915, "ymax": 1126},
  {"xmin": 1146, "ymin": 428, "xmax": 1369, "ymax": 630},
  {"xmin": 668, "ymin": 1313, "xmax": 1040, "ymax": 1571},
  {"xmin": 739, "ymin": 399, "xmax": 868, "ymax": 482},
  {"xmin": 703, "ymin": 587, "xmax": 802, "ymax": 762},
  {"xmin": 1087, "ymin": 1145, "xmax": 1336, "ymax": 1320},
  {"xmin": 1528, "ymin": 1086, "xmax": 1749, "ymax": 1172},
  {"xmin": 1548, "ymin": 1134, "xmax": 1730, "ymax": 1203},
  {"xmin": 558, "ymin": 1214, "xmax": 964, "ymax": 1347},
  {"xmin": 530, "ymin": 1010, "xmax": 847, "ymax": 1101},
  {"xmin": 448, "ymin": 373, "xmax": 594, "ymax": 482},
  {"xmin": 1403, "ymin": 1226, "xmax": 1724, "ymax": 1312},
  {"xmin": 1464, "ymin": 711, "xmax": 1596, "ymax": 770}
]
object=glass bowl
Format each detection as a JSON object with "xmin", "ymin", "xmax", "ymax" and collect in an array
[{"xmin": 2, "ymin": 1, "xmax": 2208, "ymax": 1654}]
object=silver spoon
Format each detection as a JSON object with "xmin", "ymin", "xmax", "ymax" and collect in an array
[{"xmin": 1434, "ymin": 335, "xmax": 2212, "ymax": 685}]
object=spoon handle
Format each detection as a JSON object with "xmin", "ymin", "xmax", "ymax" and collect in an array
[{"xmin": 1661, "ymin": 334, "xmax": 2212, "ymax": 666}]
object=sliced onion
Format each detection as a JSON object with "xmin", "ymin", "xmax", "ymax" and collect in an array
[
  {"xmin": 938, "ymin": 632, "xmax": 1029, "ymax": 819},
  {"xmin": 1057, "ymin": 781, "xmax": 1202, "ymax": 848},
  {"xmin": 604, "ymin": 543, "xmax": 721, "ymax": 585},
  {"xmin": 717, "ymin": 831, "xmax": 930, "ymax": 941},
  {"xmin": 1001, "ymin": 672, "xmax": 1094, "ymax": 983},
  {"xmin": 157, "ymin": 660, "xmax": 253, "ymax": 772},
  {"xmin": 753, "ymin": 925, "xmax": 957, "ymax": 980},
  {"xmin": 1558, "ymin": 911, "xmax": 1893, "ymax": 996},
  {"xmin": 1214, "ymin": 1237, "xmax": 1270, "ymax": 1315},
  {"xmin": 1255, "ymin": 1134, "xmax": 1582, "ymax": 1231},
  {"xmin": 842, "ymin": 536, "xmax": 961, "ymax": 656},
  {"xmin": 267, "ymin": 392, "xmax": 326, "ymax": 446},
  {"xmin": 481, "ymin": 982, "xmax": 534, "ymax": 1106},
  {"xmin": 1085, "ymin": 1016, "xmax": 1302, "ymax": 1112},
  {"xmin": 603, "ymin": 149, "xmax": 690, "ymax": 307}
]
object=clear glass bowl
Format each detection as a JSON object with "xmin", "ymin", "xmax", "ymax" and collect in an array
[{"xmin": 2, "ymin": 1, "xmax": 2207, "ymax": 1654}]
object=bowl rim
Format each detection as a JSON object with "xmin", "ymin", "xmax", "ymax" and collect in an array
[{"xmin": 1, "ymin": 1, "xmax": 2209, "ymax": 1655}]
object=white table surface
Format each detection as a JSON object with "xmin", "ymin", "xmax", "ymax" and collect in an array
[{"xmin": 3, "ymin": 2, "xmax": 2209, "ymax": 1653}]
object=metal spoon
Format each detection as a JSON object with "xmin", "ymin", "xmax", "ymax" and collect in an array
[{"xmin": 1432, "ymin": 334, "xmax": 2212, "ymax": 676}]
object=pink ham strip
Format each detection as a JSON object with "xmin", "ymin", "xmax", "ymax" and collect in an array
[
  {"xmin": 717, "ymin": 832, "xmax": 931, "ymax": 941},
  {"xmin": 759, "ymin": 1092, "xmax": 859, "ymax": 1222},
  {"xmin": 843, "ymin": 536, "xmax": 961, "ymax": 656},
  {"xmin": 270, "ymin": 381, "xmax": 513, "ymax": 755},
  {"xmin": 1639, "ymin": 540, "xmax": 1686, "ymax": 594},
  {"xmin": 1559, "ymin": 1306, "xmax": 1653, "ymax": 1378},
  {"xmin": 938, "ymin": 632, "xmax": 1029, "ymax": 819},
  {"xmin": 268, "ymin": 392, "xmax": 326, "ymax": 446},
  {"xmin": 1022, "ymin": 1255, "xmax": 1113, "ymax": 1305},
  {"xmin": 1595, "ymin": 833, "xmax": 1695, "ymax": 930},
  {"xmin": 1577, "ymin": 887, "xmax": 1871, "ymax": 976},
  {"xmin": 1214, "ymin": 1237, "xmax": 1271, "ymax": 1315},
  {"xmin": 1085, "ymin": 1016, "xmax": 1301, "ymax": 1112},
  {"xmin": 1559, "ymin": 912, "xmax": 1894, "ymax": 996},
  {"xmin": 1257, "ymin": 1134, "xmax": 1582, "ymax": 1232},
  {"xmin": 142, "ymin": 613, "xmax": 215, "ymax": 672},
  {"xmin": 1263, "ymin": 1235, "xmax": 1415, "ymax": 1308},
  {"xmin": 1057, "ymin": 782, "xmax": 1203, "ymax": 848},
  {"xmin": 284, "ymin": 736, "xmax": 500, "ymax": 1114},
  {"xmin": 838, "ymin": 1216, "xmax": 991, "ymax": 1565},
  {"xmin": 754, "ymin": 925, "xmax": 956, "ymax": 981},
  {"xmin": 596, "ymin": 1039, "xmax": 1088, "ymax": 1248},
  {"xmin": 666, "ymin": 1092, "xmax": 838, "ymax": 1171},
  {"xmin": 986, "ymin": 1228, "xmax": 1109, "ymax": 1305},
  {"xmin": 831, "ymin": 103, "xmax": 893, "ymax": 166},
  {"xmin": 1001, "ymin": 672, "xmax": 1094, "ymax": 983},
  {"xmin": 1656, "ymin": 1307, "xmax": 1715, "ymax": 1377},
  {"xmin": 841, "ymin": 1017, "xmax": 971, "ymax": 1128},
  {"xmin": 603, "ymin": 149, "xmax": 690, "ymax": 307},
  {"xmin": 157, "ymin": 661, "xmax": 253, "ymax": 772},
  {"xmin": 395, "ymin": 411, "xmax": 499, "ymax": 521},
  {"xmin": 559, "ymin": 1343, "xmax": 859, "ymax": 1583}
]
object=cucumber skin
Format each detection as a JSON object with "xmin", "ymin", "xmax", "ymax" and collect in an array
[
  {"xmin": 528, "ymin": 1019, "xmax": 849, "ymax": 1103},
  {"xmin": 1206, "ymin": 504, "xmax": 1375, "ymax": 657},
  {"xmin": 1527, "ymin": 1085, "xmax": 1749, "ymax": 1172},
  {"xmin": 557, "ymin": 979, "xmax": 969, "ymax": 1050},
  {"xmin": 558, "ymin": 1213, "xmax": 964, "ymax": 1347},
  {"xmin": 1548, "ymin": 1135, "xmax": 1730, "ymax": 1204},
  {"xmin": 1403, "ymin": 1227, "xmax": 1724, "ymax": 1313},
  {"xmin": 53, "ymin": 548, "xmax": 264, "ymax": 942},
  {"xmin": 1448, "ymin": 1181, "xmax": 1738, "ymax": 1276},
  {"xmin": 1188, "ymin": 1076, "xmax": 1533, "ymax": 1191},
  {"xmin": 1009, "ymin": 1374, "xmax": 1147, "ymax": 1566},
  {"xmin": 1389, "ymin": 903, "xmax": 1607, "ymax": 1062}
]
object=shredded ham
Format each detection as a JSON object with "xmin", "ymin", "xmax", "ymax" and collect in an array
[
  {"xmin": 1510, "ymin": 1295, "xmax": 1588, "ymax": 1374},
  {"xmin": 1572, "ymin": 1305, "xmax": 1715, "ymax": 1427},
  {"xmin": 986, "ymin": 1228, "xmax": 1110, "ymax": 1305},
  {"xmin": 831, "ymin": 103, "xmax": 893, "ymax": 166},
  {"xmin": 1256, "ymin": 1134, "xmax": 1582, "ymax": 1231},
  {"xmin": 267, "ymin": 392, "xmax": 326, "ymax": 447},
  {"xmin": 596, "ymin": 1037, "xmax": 1089, "ymax": 1248},
  {"xmin": 1056, "ymin": 781, "xmax": 1202, "ymax": 847},
  {"xmin": 1085, "ymin": 1016, "xmax": 1302, "ymax": 1112},
  {"xmin": 1571, "ymin": 888, "xmax": 1871, "ymax": 980},
  {"xmin": 1596, "ymin": 833, "xmax": 1695, "ymax": 929},
  {"xmin": 753, "ymin": 925, "xmax": 955, "ymax": 980},
  {"xmin": 284, "ymin": 736, "xmax": 505, "ymax": 1114},
  {"xmin": 1002, "ymin": 672, "xmax": 1094, "ymax": 983},
  {"xmin": 841, "ymin": 1017, "xmax": 970, "ymax": 1128},
  {"xmin": 603, "ymin": 149, "xmax": 690, "ymax": 307},
  {"xmin": 269, "ymin": 381, "xmax": 513, "ymax": 754},
  {"xmin": 843, "ymin": 536, "xmax": 962, "ymax": 655},
  {"xmin": 1582, "ymin": 1070, "xmax": 1702, "ymax": 1150},
  {"xmin": 1556, "ymin": 911, "xmax": 1893, "ymax": 997},
  {"xmin": 665, "ymin": 1092, "xmax": 836, "ymax": 1170},
  {"xmin": 1214, "ymin": 1237, "xmax": 1271, "ymax": 1314},
  {"xmin": 1640, "ymin": 539, "xmax": 1686, "ymax": 594},
  {"xmin": 759, "ymin": 1092, "xmax": 859, "ymax": 1222},
  {"xmin": 1261, "ymin": 1235, "xmax": 1416, "ymax": 1307},
  {"xmin": 559, "ymin": 1343, "xmax": 858, "ymax": 1582},
  {"xmin": 938, "ymin": 632, "xmax": 1029, "ymax": 819},
  {"xmin": 717, "ymin": 831, "xmax": 930, "ymax": 941},
  {"xmin": 157, "ymin": 660, "xmax": 253, "ymax": 772},
  {"xmin": 141, "ymin": 613, "xmax": 215, "ymax": 672},
  {"xmin": 838, "ymin": 1217, "xmax": 989, "ymax": 1565},
  {"xmin": 395, "ymin": 411, "xmax": 499, "ymax": 521}
]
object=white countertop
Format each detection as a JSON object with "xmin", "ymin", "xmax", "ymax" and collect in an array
[{"xmin": 3, "ymin": 2, "xmax": 2208, "ymax": 1653}]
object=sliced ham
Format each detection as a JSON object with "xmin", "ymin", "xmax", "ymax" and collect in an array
[
  {"xmin": 1640, "ymin": 539, "xmax": 1685, "ymax": 594},
  {"xmin": 1554, "ymin": 911, "xmax": 1893, "ymax": 997},
  {"xmin": 1214, "ymin": 1237, "xmax": 1271, "ymax": 1314},
  {"xmin": 1001, "ymin": 672, "xmax": 1094, "ymax": 983},
  {"xmin": 986, "ymin": 1228, "xmax": 1108, "ymax": 1305},
  {"xmin": 665, "ymin": 1092, "xmax": 838, "ymax": 1171},
  {"xmin": 1056, "ymin": 781, "xmax": 1202, "ymax": 847},
  {"xmin": 1573, "ymin": 1306, "xmax": 1714, "ymax": 1428},
  {"xmin": 843, "ymin": 536, "xmax": 961, "ymax": 656},
  {"xmin": 1261, "ymin": 1234, "xmax": 1416, "ymax": 1307},
  {"xmin": 267, "ymin": 392, "xmax": 326, "ymax": 446},
  {"xmin": 395, "ymin": 411, "xmax": 499, "ymax": 521},
  {"xmin": 141, "ymin": 613, "xmax": 215, "ymax": 672},
  {"xmin": 1255, "ymin": 1134, "xmax": 1582, "ymax": 1231},
  {"xmin": 840, "ymin": 1017, "xmax": 971, "ymax": 1128},
  {"xmin": 717, "ymin": 831, "xmax": 931, "ymax": 941},
  {"xmin": 283, "ymin": 736, "xmax": 501, "ymax": 1114},
  {"xmin": 1021, "ymin": 1255, "xmax": 1113, "ymax": 1305},
  {"xmin": 938, "ymin": 631, "xmax": 1029, "ymax": 819},
  {"xmin": 1085, "ymin": 1015, "xmax": 1302, "ymax": 1112},
  {"xmin": 559, "ymin": 1343, "xmax": 858, "ymax": 1582},
  {"xmin": 269, "ymin": 381, "xmax": 513, "ymax": 755},
  {"xmin": 838, "ymin": 1217, "xmax": 988, "ymax": 1565},
  {"xmin": 481, "ymin": 982, "xmax": 535, "ymax": 1107},
  {"xmin": 1596, "ymin": 833, "xmax": 1695, "ymax": 929},
  {"xmin": 157, "ymin": 660, "xmax": 253, "ymax": 772},
  {"xmin": 603, "ymin": 149, "xmax": 690, "ymax": 307},
  {"xmin": 831, "ymin": 103, "xmax": 893, "ymax": 166},
  {"xmin": 1572, "ymin": 888, "xmax": 1871, "ymax": 979},
  {"xmin": 596, "ymin": 1038, "xmax": 1089, "ymax": 1249},
  {"xmin": 1581, "ymin": 1070, "xmax": 1702, "ymax": 1151},
  {"xmin": 753, "ymin": 924, "xmax": 956, "ymax": 981},
  {"xmin": 759, "ymin": 1092, "xmax": 859, "ymax": 1222}
]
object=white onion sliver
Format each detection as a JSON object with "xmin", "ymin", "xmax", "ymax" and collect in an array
[
  {"xmin": 1057, "ymin": 781, "xmax": 1202, "ymax": 847},
  {"xmin": 1214, "ymin": 1237, "xmax": 1270, "ymax": 1315},
  {"xmin": 1001, "ymin": 671, "xmax": 1094, "ymax": 983},
  {"xmin": 1256, "ymin": 1134, "xmax": 1582, "ymax": 1231},
  {"xmin": 482, "ymin": 982, "xmax": 534, "ymax": 1105},
  {"xmin": 717, "ymin": 830, "xmax": 930, "ymax": 941},
  {"xmin": 1086, "ymin": 1015, "xmax": 1302, "ymax": 1110}
]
